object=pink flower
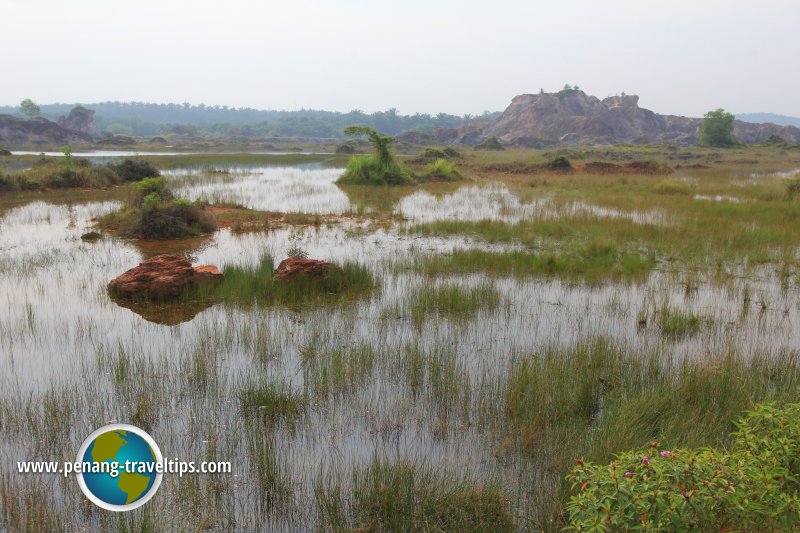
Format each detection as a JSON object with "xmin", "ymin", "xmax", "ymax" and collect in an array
[
  {"xmin": 624, "ymin": 471, "xmax": 633, "ymax": 478},
  {"xmin": 684, "ymin": 491, "xmax": 690, "ymax": 499},
  {"xmin": 643, "ymin": 456, "xmax": 650, "ymax": 465},
  {"xmin": 660, "ymin": 450, "xmax": 672, "ymax": 457}
]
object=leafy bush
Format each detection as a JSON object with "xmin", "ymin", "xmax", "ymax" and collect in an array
[
  {"xmin": 100, "ymin": 176, "xmax": 214, "ymax": 239},
  {"xmin": 425, "ymin": 158, "xmax": 462, "ymax": 181},
  {"xmin": 547, "ymin": 156, "xmax": 573, "ymax": 172},
  {"xmin": 474, "ymin": 136, "xmax": 504, "ymax": 150},
  {"xmin": 565, "ymin": 402, "xmax": 800, "ymax": 531},
  {"xmin": 112, "ymin": 159, "xmax": 160, "ymax": 181}
]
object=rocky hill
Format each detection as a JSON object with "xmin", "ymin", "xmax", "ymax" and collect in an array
[
  {"xmin": 407, "ymin": 90, "xmax": 800, "ymax": 147},
  {"xmin": 0, "ymin": 107, "xmax": 100, "ymax": 146}
]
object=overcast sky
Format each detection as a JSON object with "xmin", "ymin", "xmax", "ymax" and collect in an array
[{"xmin": 3, "ymin": 0, "xmax": 798, "ymax": 117}]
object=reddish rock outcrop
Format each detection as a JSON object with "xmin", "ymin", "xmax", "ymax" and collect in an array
[
  {"xmin": 108, "ymin": 254, "xmax": 222, "ymax": 298},
  {"xmin": 274, "ymin": 258, "xmax": 336, "ymax": 281}
]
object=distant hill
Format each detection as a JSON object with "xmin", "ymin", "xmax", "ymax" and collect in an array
[
  {"xmin": 736, "ymin": 113, "xmax": 800, "ymax": 128},
  {"xmin": 0, "ymin": 102, "xmax": 496, "ymax": 139},
  {"xmin": 417, "ymin": 90, "xmax": 800, "ymax": 146}
]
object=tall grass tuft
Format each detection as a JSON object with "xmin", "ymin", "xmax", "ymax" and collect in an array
[{"xmin": 238, "ymin": 379, "xmax": 304, "ymax": 426}]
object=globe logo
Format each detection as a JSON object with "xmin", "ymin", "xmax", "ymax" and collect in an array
[{"xmin": 76, "ymin": 424, "xmax": 163, "ymax": 511}]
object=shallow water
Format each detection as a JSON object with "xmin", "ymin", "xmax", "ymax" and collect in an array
[{"xmin": 0, "ymin": 164, "xmax": 798, "ymax": 530}]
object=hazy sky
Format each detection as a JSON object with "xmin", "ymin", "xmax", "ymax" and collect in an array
[{"xmin": 3, "ymin": 0, "xmax": 799, "ymax": 117}]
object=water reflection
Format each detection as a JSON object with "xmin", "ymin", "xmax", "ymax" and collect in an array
[{"xmin": 168, "ymin": 166, "xmax": 350, "ymax": 213}]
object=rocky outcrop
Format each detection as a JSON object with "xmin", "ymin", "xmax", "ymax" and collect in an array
[
  {"xmin": 274, "ymin": 258, "xmax": 337, "ymax": 281},
  {"xmin": 57, "ymin": 106, "xmax": 99, "ymax": 138},
  {"xmin": 0, "ymin": 114, "xmax": 95, "ymax": 146},
  {"xmin": 108, "ymin": 254, "xmax": 223, "ymax": 298},
  {"xmin": 428, "ymin": 90, "xmax": 800, "ymax": 146}
]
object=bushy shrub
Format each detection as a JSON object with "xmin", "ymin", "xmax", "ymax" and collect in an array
[
  {"xmin": 547, "ymin": 156, "xmax": 573, "ymax": 172},
  {"xmin": 102, "ymin": 176, "xmax": 214, "ymax": 239},
  {"xmin": 112, "ymin": 159, "xmax": 160, "ymax": 181},
  {"xmin": 565, "ymin": 402, "xmax": 800, "ymax": 531},
  {"xmin": 474, "ymin": 136, "xmax": 504, "ymax": 150}
]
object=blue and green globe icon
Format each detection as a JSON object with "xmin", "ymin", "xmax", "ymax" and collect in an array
[{"xmin": 76, "ymin": 424, "xmax": 163, "ymax": 511}]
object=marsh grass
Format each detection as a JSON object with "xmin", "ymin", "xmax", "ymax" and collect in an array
[
  {"xmin": 304, "ymin": 344, "xmax": 377, "ymax": 397},
  {"xmin": 491, "ymin": 339, "xmax": 800, "ymax": 528},
  {"xmin": 315, "ymin": 459, "xmax": 516, "ymax": 532},
  {"xmin": 406, "ymin": 282, "xmax": 500, "ymax": 324},
  {"xmin": 203, "ymin": 255, "xmax": 374, "ymax": 307},
  {"xmin": 413, "ymin": 245, "xmax": 654, "ymax": 283},
  {"xmin": 659, "ymin": 307, "xmax": 704, "ymax": 337},
  {"xmin": 238, "ymin": 379, "xmax": 304, "ymax": 426}
]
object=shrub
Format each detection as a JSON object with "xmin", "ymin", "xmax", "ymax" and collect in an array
[
  {"xmin": 547, "ymin": 156, "xmax": 573, "ymax": 172},
  {"xmin": 565, "ymin": 402, "xmax": 800, "ymax": 531},
  {"xmin": 112, "ymin": 159, "xmax": 160, "ymax": 181},
  {"xmin": 474, "ymin": 136, "xmax": 504, "ymax": 150},
  {"xmin": 420, "ymin": 147, "xmax": 447, "ymax": 159},
  {"xmin": 426, "ymin": 159, "xmax": 462, "ymax": 181},
  {"xmin": 100, "ymin": 176, "xmax": 214, "ymax": 239}
]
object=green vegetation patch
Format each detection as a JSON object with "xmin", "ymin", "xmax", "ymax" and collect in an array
[
  {"xmin": 0, "ymin": 155, "xmax": 158, "ymax": 192},
  {"xmin": 208, "ymin": 255, "xmax": 374, "ymax": 307},
  {"xmin": 316, "ymin": 459, "xmax": 516, "ymax": 532},
  {"xmin": 566, "ymin": 402, "xmax": 800, "ymax": 531},
  {"xmin": 406, "ymin": 282, "xmax": 500, "ymax": 324},
  {"xmin": 99, "ymin": 177, "xmax": 214, "ymax": 239},
  {"xmin": 238, "ymin": 379, "xmax": 304, "ymax": 427},
  {"xmin": 337, "ymin": 126, "xmax": 414, "ymax": 185},
  {"xmin": 414, "ymin": 245, "xmax": 655, "ymax": 283}
]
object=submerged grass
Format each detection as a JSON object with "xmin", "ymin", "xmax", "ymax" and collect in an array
[
  {"xmin": 238, "ymin": 379, "xmax": 304, "ymax": 426},
  {"xmin": 315, "ymin": 459, "xmax": 516, "ymax": 532},
  {"xmin": 407, "ymin": 282, "xmax": 500, "ymax": 323}
]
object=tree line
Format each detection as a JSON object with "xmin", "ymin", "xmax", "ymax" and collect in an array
[{"xmin": 0, "ymin": 101, "xmax": 498, "ymax": 139}]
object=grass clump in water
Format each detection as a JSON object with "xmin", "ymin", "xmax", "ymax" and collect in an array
[
  {"xmin": 316, "ymin": 459, "xmax": 516, "ymax": 532},
  {"xmin": 337, "ymin": 126, "xmax": 414, "ymax": 185},
  {"xmin": 99, "ymin": 176, "xmax": 215, "ymax": 239},
  {"xmin": 210, "ymin": 255, "xmax": 374, "ymax": 307},
  {"xmin": 407, "ymin": 282, "xmax": 500, "ymax": 324},
  {"xmin": 659, "ymin": 307, "xmax": 703, "ymax": 337},
  {"xmin": 238, "ymin": 379, "xmax": 304, "ymax": 426}
]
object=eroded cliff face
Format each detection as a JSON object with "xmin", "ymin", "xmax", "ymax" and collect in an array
[
  {"xmin": 413, "ymin": 91, "xmax": 800, "ymax": 146},
  {"xmin": 0, "ymin": 107, "xmax": 99, "ymax": 146}
]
